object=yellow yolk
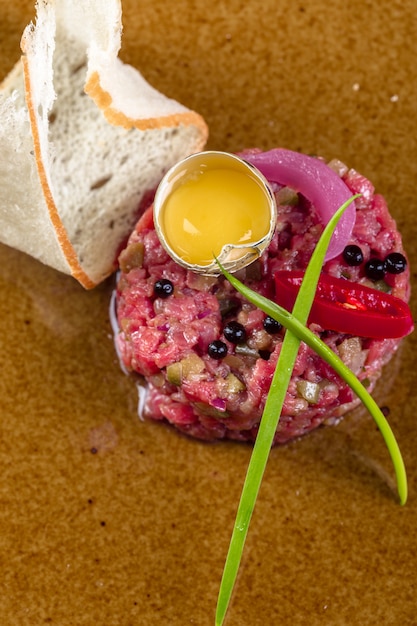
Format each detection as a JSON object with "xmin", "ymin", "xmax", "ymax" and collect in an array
[{"xmin": 160, "ymin": 168, "xmax": 272, "ymax": 266}]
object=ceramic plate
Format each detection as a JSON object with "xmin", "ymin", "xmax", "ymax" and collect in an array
[{"xmin": 1, "ymin": 1, "xmax": 416, "ymax": 624}]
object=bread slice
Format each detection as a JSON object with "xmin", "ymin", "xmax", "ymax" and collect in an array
[{"xmin": 0, "ymin": 0, "xmax": 208, "ymax": 288}]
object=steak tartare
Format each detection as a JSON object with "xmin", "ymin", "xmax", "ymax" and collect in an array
[{"xmin": 114, "ymin": 151, "xmax": 411, "ymax": 444}]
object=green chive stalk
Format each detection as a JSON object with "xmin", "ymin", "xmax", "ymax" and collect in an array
[{"xmin": 215, "ymin": 196, "xmax": 406, "ymax": 626}]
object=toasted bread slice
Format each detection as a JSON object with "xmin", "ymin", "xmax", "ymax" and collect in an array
[{"xmin": 0, "ymin": 0, "xmax": 208, "ymax": 288}]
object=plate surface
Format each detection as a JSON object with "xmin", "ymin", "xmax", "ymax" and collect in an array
[{"xmin": 1, "ymin": 1, "xmax": 416, "ymax": 624}]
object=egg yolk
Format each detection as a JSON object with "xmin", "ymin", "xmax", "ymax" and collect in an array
[{"xmin": 160, "ymin": 167, "xmax": 272, "ymax": 266}]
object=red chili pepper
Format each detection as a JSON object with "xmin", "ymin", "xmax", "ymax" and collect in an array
[{"xmin": 274, "ymin": 270, "xmax": 414, "ymax": 339}]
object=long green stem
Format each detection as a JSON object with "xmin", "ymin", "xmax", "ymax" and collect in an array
[
  {"xmin": 215, "ymin": 199, "xmax": 346, "ymax": 625},
  {"xmin": 215, "ymin": 323, "xmax": 300, "ymax": 626},
  {"xmin": 215, "ymin": 197, "xmax": 407, "ymax": 626}
]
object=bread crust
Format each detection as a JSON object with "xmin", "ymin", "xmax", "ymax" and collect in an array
[
  {"xmin": 21, "ymin": 55, "xmax": 95, "ymax": 288},
  {"xmin": 86, "ymin": 69, "xmax": 209, "ymax": 137}
]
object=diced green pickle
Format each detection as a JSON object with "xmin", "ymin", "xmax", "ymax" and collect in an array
[
  {"xmin": 166, "ymin": 353, "xmax": 205, "ymax": 385},
  {"xmin": 218, "ymin": 297, "xmax": 240, "ymax": 318},
  {"xmin": 275, "ymin": 186, "xmax": 299, "ymax": 206},
  {"xmin": 364, "ymin": 279, "xmax": 391, "ymax": 293},
  {"xmin": 118, "ymin": 242, "xmax": 144, "ymax": 272},
  {"xmin": 193, "ymin": 402, "xmax": 230, "ymax": 419},
  {"xmin": 235, "ymin": 344, "xmax": 259, "ymax": 358},
  {"xmin": 225, "ymin": 373, "xmax": 246, "ymax": 393},
  {"xmin": 166, "ymin": 362, "xmax": 182, "ymax": 386},
  {"xmin": 296, "ymin": 380, "xmax": 320, "ymax": 404}
]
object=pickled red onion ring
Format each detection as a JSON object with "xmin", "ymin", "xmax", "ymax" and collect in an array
[{"xmin": 242, "ymin": 148, "xmax": 356, "ymax": 261}]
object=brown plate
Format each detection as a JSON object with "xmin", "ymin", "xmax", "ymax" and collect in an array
[{"xmin": 1, "ymin": 1, "xmax": 416, "ymax": 624}]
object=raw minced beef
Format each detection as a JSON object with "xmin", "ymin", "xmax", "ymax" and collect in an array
[{"xmin": 114, "ymin": 157, "xmax": 411, "ymax": 444}]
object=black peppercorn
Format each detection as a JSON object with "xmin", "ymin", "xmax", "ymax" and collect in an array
[
  {"xmin": 263, "ymin": 316, "xmax": 283, "ymax": 334},
  {"xmin": 208, "ymin": 340, "xmax": 228, "ymax": 359},
  {"xmin": 384, "ymin": 252, "xmax": 407, "ymax": 275},
  {"xmin": 153, "ymin": 279, "xmax": 174, "ymax": 298},
  {"xmin": 223, "ymin": 321, "xmax": 247, "ymax": 344},
  {"xmin": 364, "ymin": 258, "xmax": 386, "ymax": 281},
  {"xmin": 342, "ymin": 244, "xmax": 364, "ymax": 266}
]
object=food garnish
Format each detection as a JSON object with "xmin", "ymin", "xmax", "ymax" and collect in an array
[
  {"xmin": 215, "ymin": 197, "xmax": 408, "ymax": 625},
  {"xmin": 153, "ymin": 278, "xmax": 175, "ymax": 298},
  {"xmin": 274, "ymin": 270, "xmax": 413, "ymax": 339},
  {"xmin": 365, "ymin": 258, "xmax": 389, "ymax": 281},
  {"xmin": 362, "ymin": 253, "xmax": 407, "ymax": 281},
  {"xmin": 242, "ymin": 148, "xmax": 357, "ymax": 260},
  {"xmin": 385, "ymin": 252, "xmax": 408, "ymax": 274},
  {"xmin": 343, "ymin": 244, "xmax": 364, "ymax": 265}
]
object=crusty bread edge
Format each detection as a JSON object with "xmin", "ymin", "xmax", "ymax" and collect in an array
[
  {"xmin": 16, "ymin": 4, "xmax": 208, "ymax": 289},
  {"xmin": 21, "ymin": 54, "xmax": 96, "ymax": 289},
  {"xmin": 85, "ymin": 70, "xmax": 209, "ymax": 140},
  {"xmin": 20, "ymin": 59, "xmax": 208, "ymax": 288}
]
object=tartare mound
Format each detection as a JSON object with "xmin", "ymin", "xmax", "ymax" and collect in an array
[{"xmin": 114, "ymin": 155, "xmax": 411, "ymax": 444}]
